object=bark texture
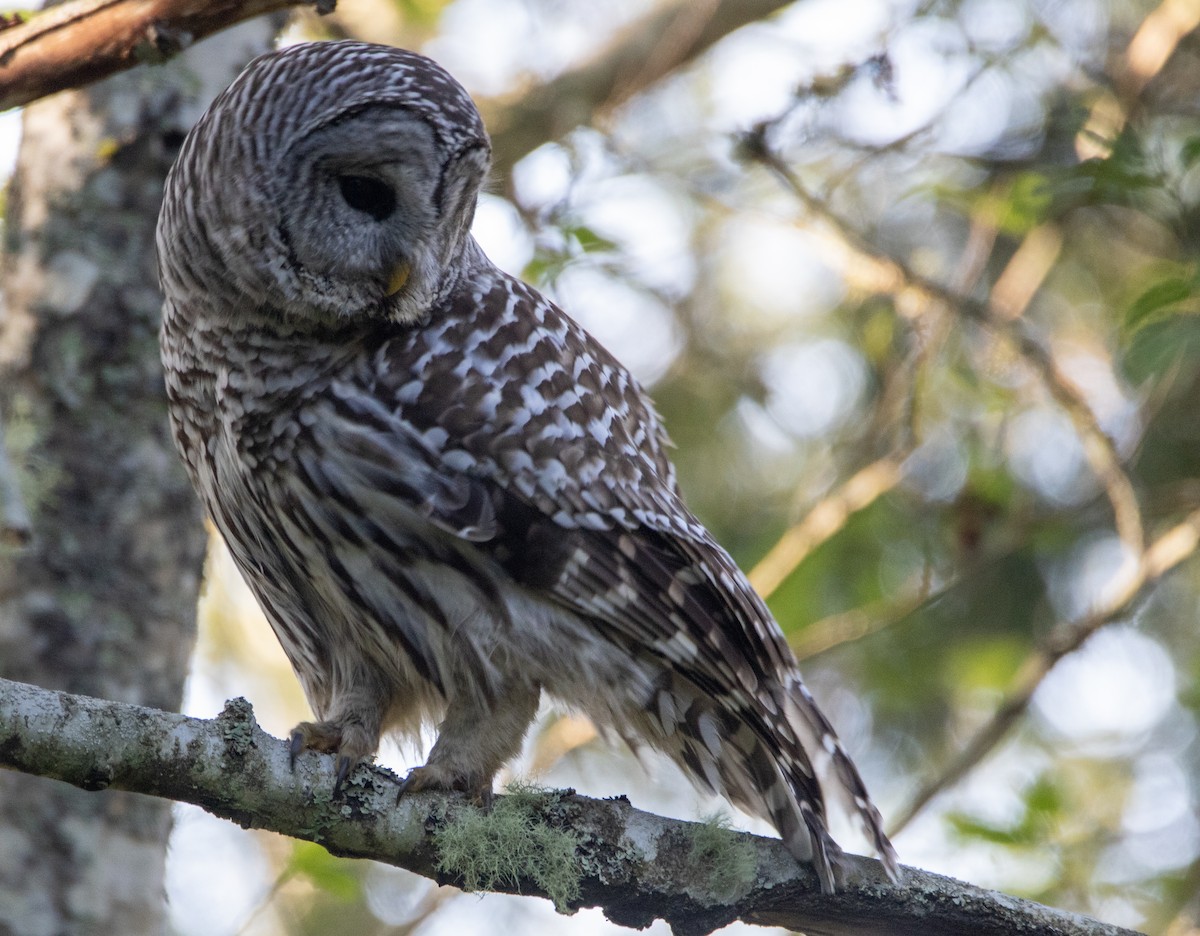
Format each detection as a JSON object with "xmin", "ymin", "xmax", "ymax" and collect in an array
[
  {"xmin": 0, "ymin": 19, "xmax": 276, "ymax": 936},
  {"xmin": 0, "ymin": 678, "xmax": 1146, "ymax": 936}
]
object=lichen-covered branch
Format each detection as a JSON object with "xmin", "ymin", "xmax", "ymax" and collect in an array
[
  {"xmin": 0, "ymin": 0, "xmax": 334, "ymax": 112},
  {"xmin": 0, "ymin": 676, "xmax": 1142, "ymax": 936}
]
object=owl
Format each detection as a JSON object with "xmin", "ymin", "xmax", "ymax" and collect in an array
[{"xmin": 157, "ymin": 40, "xmax": 898, "ymax": 893}]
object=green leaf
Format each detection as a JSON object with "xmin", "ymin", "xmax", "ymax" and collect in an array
[
  {"xmin": 946, "ymin": 776, "xmax": 1064, "ymax": 848},
  {"xmin": 994, "ymin": 172, "xmax": 1053, "ymax": 233},
  {"xmin": 1024, "ymin": 776, "xmax": 1065, "ymax": 817},
  {"xmin": 566, "ymin": 223, "xmax": 619, "ymax": 255},
  {"xmin": 947, "ymin": 812, "xmax": 1026, "ymax": 845},
  {"xmin": 1181, "ymin": 135, "xmax": 1200, "ymax": 170},
  {"xmin": 1124, "ymin": 276, "xmax": 1198, "ymax": 337}
]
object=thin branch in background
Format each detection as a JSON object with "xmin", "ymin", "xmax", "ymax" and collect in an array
[
  {"xmin": 232, "ymin": 862, "xmax": 295, "ymax": 936},
  {"xmin": 888, "ymin": 505, "xmax": 1200, "ymax": 837},
  {"xmin": 0, "ymin": 0, "xmax": 334, "ymax": 112},
  {"xmin": 1077, "ymin": 0, "xmax": 1200, "ymax": 159},
  {"xmin": 233, "ymin": 848, "xmax": 457, "ymax": 936},
  {"xmin": 790, "ymin": 564, "xmax": 934, "ymax": 662},
  {"xmin": 988, "ymin": 223, "xmax": 1064, "ymax": 322},
  {"xmin": 481, "ymin": 0, "xmax": 794, "ymax": 178},
  {"xmin": 381, "ymin": 883, "xmax": 458, "ymax": 936},
  {"xmin": 748, "ymin": 455, "xmax": 907, "ymax": 599},
  {"xmin": 741, "ymin": 136, "xmax": 1146, "ymax": 558},
  {"xmin": 528, "ymin": 713, "xmax": 599, "ymax": 777},
  {"xmin": 996, "ymin": 320, "xmax": 1145, "ymax": 557},
  {"xmin": 605, "ymin": 0, "xmax": 721, "ymax": 111}
]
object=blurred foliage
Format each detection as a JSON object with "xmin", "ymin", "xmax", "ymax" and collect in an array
[
  {"xmin": 285, "ymin": 842, "xmax": 363, "ymax": 903},
  {"xmin": 171, "ymin": 0, "xmax": 1200, "ymax": 934}
]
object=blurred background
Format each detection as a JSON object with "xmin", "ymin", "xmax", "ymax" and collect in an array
[{"xmin": 4, "ymin": 0, "xmax": 1200, "ymax": 933}]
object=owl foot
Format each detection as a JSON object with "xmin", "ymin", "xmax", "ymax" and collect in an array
[
  {"xmin": 396, "ymin": 763, "xmax": 494, "ymax": 808},
  {"xmin": 289, "ymin": 719, "xmax": 376, "ymax": 795}
]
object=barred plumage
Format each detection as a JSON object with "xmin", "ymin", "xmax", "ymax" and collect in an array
[{"xmin": 157, "ymin": 40, "xmax": 899, "ymax": 893}]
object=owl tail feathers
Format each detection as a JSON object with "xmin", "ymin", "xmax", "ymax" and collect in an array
[
  {"xmin": 642, "ymin": 675, "xmax": 898, "ymax": 892},
  {"xmin": 777, "ymin": 676, "xmax": 902, "ymax": 890},
  {"xmin": 766, "ymin": 782, "xmax": 841, "ymax": 894},
  {"xmin": 768, "ymin": 745, "xmax": 900, "ymax": 894},
  {"xmin": 709, "ymin": 715, "xmax": 890, "ymax": 895}
]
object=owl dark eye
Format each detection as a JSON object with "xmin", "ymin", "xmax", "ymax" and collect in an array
[{"xmin": 336, "ymin": 175, "xmax": 396, "ymax": 222}]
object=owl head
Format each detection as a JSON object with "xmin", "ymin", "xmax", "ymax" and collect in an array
[{"xmin": 157, "ymin": 41, "xmax": 492, "ymax": 326}]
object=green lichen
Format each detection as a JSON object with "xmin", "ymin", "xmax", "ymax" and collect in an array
[
  {"xmin": 683, "ymin": 813, "xmax": 758, "ymax": 903},
  {"xmin": 433, "ymin": 782, "xmax": 583, "ymax": 913},
  {"xmin": 216, "ymin": 697, "xmax": 256, "ymax": 757}
]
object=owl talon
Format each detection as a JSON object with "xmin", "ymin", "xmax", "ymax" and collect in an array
[
  {"xmin": 395, "ymin": 766, "xmax": 427, "ymax": 802},
  {"xmin": 288, "ymin": 729, "xmax": 305, "ymax": 770},
  {"xmin": 396, "ymin": 763, "xmax": 493, "ymax": 805},
  {"xmin": 333, "ymin": 754, "xmax": 353, "ymax": 796},
  {"xmin": 288, "ymin": 718, "xmax": 376, "ymax": 794}
]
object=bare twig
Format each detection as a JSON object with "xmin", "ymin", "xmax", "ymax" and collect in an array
[
  {"xmin": 0, "ymin": 0, "xmax": 333, "ymax": 111},
  {"xmin": 748, "ymin": 455, "xmax": 906, "ymax": 599},
  {"xmin": 790, "ymin": 572, "xmax": 932, "ymax": 661},
  {"xmin": 0, "ymin": 677, "xmax": 1143, "ymax": 936}
]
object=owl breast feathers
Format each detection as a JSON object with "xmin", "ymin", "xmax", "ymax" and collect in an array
[{"xmin": 156, "ymin": 40, "xmax": 898, "ymax": 893}]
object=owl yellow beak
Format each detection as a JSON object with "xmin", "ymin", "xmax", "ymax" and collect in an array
[{"xmin": 386, "ymin": 261, "xmax": 411, "ymax": 297}]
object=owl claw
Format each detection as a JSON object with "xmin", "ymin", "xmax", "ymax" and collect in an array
[
  {"xmin": 333, "ymin": 754, "xmax": 353, "ymax": 796},
  {"xmin": 288, "ymin": 729, "xmax": 306, "ymax": 770},
  {"xmin": 395, "ymin": 766, "xmax": 426, "ymax": 803},
  {"xmin": 396, "ymin": 763, "xmax": 493, "ymax": 806},
  {"xmin": 287, "ymin": 718, "xmax": 376, "ymax": 794}
]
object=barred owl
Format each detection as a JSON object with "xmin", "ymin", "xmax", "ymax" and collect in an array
[{"xmin": 157, "ymin": 40, "xmax": 898, "ymax": 893}]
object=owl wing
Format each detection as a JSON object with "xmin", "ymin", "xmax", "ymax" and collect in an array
[
  {"xmin": 320, "ymin": 276, "xmax": 896, "ymax": 888},
  {"xmin": 365, "ymin": 272, "xmax": 801, "ymax": 699},
  {"xmin": 297, "ymin": 272, "xmax": 896, "ymax": 887},
  {"xmin": 295, "ymin": 382, "xmax": 498, "ymax": 544},
  {"xmin": 300, "ymin": 359, "xmax": 786, "ymax": 699}
]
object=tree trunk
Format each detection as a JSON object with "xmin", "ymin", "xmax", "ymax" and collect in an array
[{"xmin": 0, "ymin": 20, "xmax": 277, "ymax": 936}]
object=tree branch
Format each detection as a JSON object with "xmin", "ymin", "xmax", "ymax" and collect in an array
[
  {"xmin": 0, "ymin": 0, "xmax": 797, "ymax": 180},
  {"xmin": 0, "ymin": 676, "xmax": 1141, "ymax": 936},
  {"xmin": 0, "ymin": 0, "xmax": 333, "ymax": 112},
  {"xmin": 748, "ymin": 453, "xmax": 908, "ymax": 599}
]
